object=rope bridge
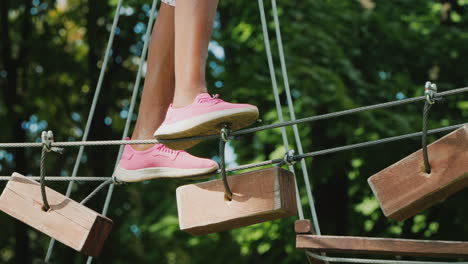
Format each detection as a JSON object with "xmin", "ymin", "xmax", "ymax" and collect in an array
[
  {"xmin": 0, "ymin": 0, "xmax": 467, "ymax": 263},
  {"xmin": 0, "ymin": 122, "xmax": 466, "ymax": 181}
]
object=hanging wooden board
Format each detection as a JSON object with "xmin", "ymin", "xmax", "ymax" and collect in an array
[
  {"xmin": 297, "ymin": 235, "xmax": 468, "ymax": 258},
  {"xmin": 368, "ymin": 125, "xmax": 468, "ymax": 221},
  {"xmin": 176, "ymin": 167, "xmax": 297, "ymax": 235},
  {"xmin": 0, "ymin": 173, "xmax": 113, "ymax": 257}
]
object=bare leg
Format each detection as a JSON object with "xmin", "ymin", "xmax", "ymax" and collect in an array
[
  {"xmin": 172, "ymin": 0, "xmax": 219, "ymax": 108},
  {"xmin": 132, "ymin": 3, "xmax": 175, "ymax": 150}
]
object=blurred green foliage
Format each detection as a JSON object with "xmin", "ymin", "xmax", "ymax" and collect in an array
[{"xmin": 0, "ymin": 0, "xmax": 468, "ymax": 263}]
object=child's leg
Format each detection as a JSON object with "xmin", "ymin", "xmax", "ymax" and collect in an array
[
  {"xmin": 172, "ymin": 0, "xmax": 219, "ymax": 108},
  {"xmin": 115, "ymin": 2, "xmax": 219, "ymax": 182},
  {"xmin": 153, "ymin": 0, "xmax": 258, "ymax": 150},
  {"xmin": 131, "ymin": 3, "xmax": 175, "ymax": 151}
]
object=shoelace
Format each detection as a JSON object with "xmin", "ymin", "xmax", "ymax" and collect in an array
[
  {"xmin": 156, "ymin": 144, "xmax": 178, "ymax": 155},
  {"xmin": 198, "ymin": 94, "xmax": 224, "ymax": 104}
]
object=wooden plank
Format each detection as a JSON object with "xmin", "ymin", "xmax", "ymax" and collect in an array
[
  {"xmin": 176, "ymin": 167, "xmax": 297, "ymax": 235},
  {"xmin": 295, "ymin": 219, "xmax": 313, "ymax": 234},
  {"xmin": 0, "ymin": 173, "xmax": 113, "ymax": 257},
  {"xmin": 368, "ymin": 125, "xmax": 468, "ymax": 221},
  {"xmin": 297, "ymin": 235, "xmax": 468, "ymax": 258}
]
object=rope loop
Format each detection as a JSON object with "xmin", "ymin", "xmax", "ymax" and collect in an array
[
  {"xmin": 422, "ymin": 82, "xmax": 443, "ymax": 174},
  {"xmin": 219, "ymin": 123, "xmax": 233, "ymax": 201},
  {"xmin": 40, "ymin": 146, "xmax": 51, "ymax": 211},
  {"xmin": 40, "ymin": 131, "xmax": 65, "ymax": 211}
]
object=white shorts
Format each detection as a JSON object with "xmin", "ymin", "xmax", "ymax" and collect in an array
[{"xmin": 161, "ymin": 0, "xmax": 176, "ymax": 6}]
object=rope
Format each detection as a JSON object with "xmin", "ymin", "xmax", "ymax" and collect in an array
[
  {"xmin": 219, "ymin": 125, "xmax": 233, "ymax": 200},
  {"xmin": 277, "ymin": 150, "xmax": 297, "ymax": 167},
  {"xmin": 422, "ymin": 101, "xmax": 433, "ymax": 173},
  {"xmin": 1, "ymin": 86, "xmax": 466, "ymax": 150},
  {"xmin": 270, "ymin": 0, "xmax": 322, "ymax": 236},
  {"xmin": 67, "ymin": 0, "xmax": 124, "ymax": 197},
  {"xmin": 233, "ymin": 86, "xmax": 468, "ymax": 136},
  {"xmin": 40, "ymin": 146, "xmax": 50, "ymax": 211},
  {"xmin": 306, "ymin": 251, "xmax": 468, "ymax": 264},
  {"xmin": 39, "ymin": 131, "xmax": 64, "ymax": 212},
  {"xmin": 0, "ymin": 123, "xmax": 463, "ymax": 184},
  {"xmin": 80, "ymin": 179, "xmax": 114, "ymax": 205},
  {"xmin": 44, "ymin": 0, "xmax": 124, "ymax": 261},
  {"xmin": 222, "ymin": 123, "xmax": 465, "ymax": 173},
  {"xmin": 86, "ymin": 0, "xmax": 159, "ymax": 262},
  {"xmin": 258, "ymin": 0, "xmax": 304, "ymax": 220},
  {"xmin": 421, "ymin": 81, "xmax": 442, "ymax": 174},
  {"xmin": 295, "ymin": 123, "xmax": 465, "ymax": 160}
]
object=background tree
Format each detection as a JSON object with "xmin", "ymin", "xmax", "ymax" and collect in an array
[{"xmin": 0, "ymin": 0, "xmax": 467, "ymax": 263}]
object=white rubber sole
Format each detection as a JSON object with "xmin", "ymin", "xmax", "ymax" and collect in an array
[
  {"xmin": 154, "ymin": 107, "xmax": 259, "ymax": 150},
  {"xmin": 113, "ymin": 165, "xmax": 218, "ymax": 183}
]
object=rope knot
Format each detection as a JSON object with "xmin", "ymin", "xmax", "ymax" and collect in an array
[
  {"xmin": 425, "ymin": 81, "xmax": 441, "ymax": 104},
  {"xmin": 278, "ymin": 149, "xmax": 297, "ymax": 167},
  {"xmin": 111, "ymin": 175, "xmax": 124, "ymax": 185},
  {"xmin": 220, "ymin": 124, "xmax": 231, "ymax": 142},
  {"xmin": 41, "ymin": 131, "xmax": 64, "ymax": 154},
  {"xmin": 284, "ymin": 149, "xmax": 297, "ymax": 166}
]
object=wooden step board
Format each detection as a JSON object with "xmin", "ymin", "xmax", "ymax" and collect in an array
[
  {"xmin": 297, "ymin": 235, "xmax": 468, "ymax": 258},
  {"xmin": 368, "ymin": 125, "xmax": 468, "ymax": 221},
  {"xmin": 0, "ymin": 173, "xmax": 113, "ymax": 257},
  {"xmin": 176, "ymin": 167, "xmax": 297, "ymax": 235}
]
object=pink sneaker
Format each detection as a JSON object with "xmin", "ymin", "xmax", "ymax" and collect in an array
[
  {"xmin": 154, "ymin": 93, "xmax": 259, "ymax": 150},
  {"xmin": 114, "ymin": 140, "xmax": 218, "ymax": 182}
]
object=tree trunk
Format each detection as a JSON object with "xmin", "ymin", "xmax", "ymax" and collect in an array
[
  {"xmin": 311, "ymin": 114, "xmax": 351, "ymax": 235},
  {"xmin": 84, "ymin": 0, "xmax": 115, "ymax": 208},
  {"xmin": 0, "ymin": 0, "xmax": 32, "ymax": 263}
]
